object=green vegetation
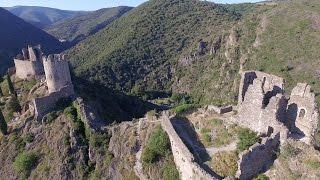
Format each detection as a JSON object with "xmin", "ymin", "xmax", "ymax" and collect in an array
[
  {"xmin": 305, "ymin": 159, "xmax": 320, "ymax": 170},
  {"xmin": 142, "ymin": 125, "xmax": 179, "ymax": 179},
  {"xmin": 172, "ymin": 103, "xmax": 198, "ymax": 114},
  {"xmin": 199, "ymin": 119, "xmax": 239, "ymax": 148},
  {"xmin": 13, "ymin": 152, "xmax": 38, "ymax": 179},
  {"xmin": 254, "ymin": 174, "xmax": 269, "ymax": 180},
  {"xmin": 47, "ymin": 6, "xmax": 132, "ymax": 43},
  {"xmin": 6, "ymin": 6, "xmax": 87, "ymax": 28},
  {"xmin": 236, "ymin": 128, "xmax": 259, "ymax": 152},
  {"xmin": 211, "ymin": 151, "xmax": 238, "ymax": 177},
  {"xmin": 0, "ymin": 109, "xmax": 7, "ymax": 135},
  {"xmin": 142, "ymin": 125, "xmax": 171, "ymax": 163},
  {"xmin": 7, "ymin": 74, "xmax": 15, "ymax": 96},
  {"xmin": 67, "ymin": 0, "xmax": 238, "ymax": 105}
]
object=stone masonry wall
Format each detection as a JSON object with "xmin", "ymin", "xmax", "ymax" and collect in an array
[
  {"xmin": 43, "ymin": 54, "xmax": 72, "ymax": 93},
  {"xmin": 238, "ymin": 71, "xmax": 284, "ymax": 105},
  {"xmin": 287, "ymin": 83, "xmax": 319, "ymax": 144},
  {"xmin": 236, "ymin": 133, "xmax": 280, "ymax": 180},
  {"xmin": 33, "ymin": 85, "xmax": 74, "ymax": 121},
  {"xmin": 161, "ymin": 112, "xmax": 217, "ymax": 180},
  {"xmin": 14, "ymin": 59, "xmax": 44, "ymax": 79}
]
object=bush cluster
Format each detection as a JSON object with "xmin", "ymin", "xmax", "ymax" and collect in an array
[
  {"xmin": 236, "ymin": 128, "xmax": 259, "ymax": 152},
  {"xmin": 142, "ymin": 125, "xmax": 171, "ymax": 163},
  {"xmin": 13, "ymin": 152, "xmax": 38, "ymax": 179}
]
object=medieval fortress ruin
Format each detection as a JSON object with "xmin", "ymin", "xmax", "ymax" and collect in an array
[
  {"xmin": 161, "ymin": 71, "xmax": 319, "ymax": 180},
  {"xmin": 13, "ymin": 45, "xmax": 74, "ymax": 120}
]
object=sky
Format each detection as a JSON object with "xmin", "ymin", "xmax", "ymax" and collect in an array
[{"xmin": 0, "ymin": 0, "xmax": 263, "ymax": 11}]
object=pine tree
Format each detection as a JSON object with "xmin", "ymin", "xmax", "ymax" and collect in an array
[
  {"xmin": 7, "ymin": 73, "xmax": 16, "ymax": 96},
  {"xmin": 0, "ymin": 109, "xmax": 8, "ymax": 135}
]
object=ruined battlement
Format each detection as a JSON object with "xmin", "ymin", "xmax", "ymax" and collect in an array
[
  {"xmin": 43, "ymin": 54, "xmax": 72, "ymax": 93},
  {"xmin": 237, "ymin": 71, "xmax": 318, "ymax": 145},
  {"xmin": 14, "ymin": 45, "xmax": 44, "ymax": 79}
]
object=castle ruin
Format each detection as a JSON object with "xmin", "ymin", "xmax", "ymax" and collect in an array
[
  {"xmin": 14, "ymin": 45, "xmax": 44, "ymax": 79},
  {"xmin": 161, "ymin": 70, "xmax": 319, "ymax": 180},
  {"xmin": 237, "ymin": 71, "xmax": 319, "ymax": 144},
  {"xmin": 33, "ymin": 54, "xmax": 74, "ymax": 120}
]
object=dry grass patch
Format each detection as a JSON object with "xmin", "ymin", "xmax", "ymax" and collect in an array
[{"xmin": 211, "ymin": 151, "xmax": 238, "ymax": 178}]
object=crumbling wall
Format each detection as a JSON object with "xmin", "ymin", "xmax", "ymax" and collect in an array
[
  {"xmin": 207, "ymin": 105, "xmax": 233, "ymax": 114},
  {"xmin": 236, "ymin": 133, "xmax": 280, "ymax": 180},
  {"xmin": 238, "ymin": 71, "xmax": 284, "ymax": 105},
  {"xmin": 33, "ymin": 85, "xmax": 74, "ymax": 120},
  {"xmin": 14, "ymin": 45, "xmax": 44, "ymax": 79},
  {"xmin": 14, "ymin": 59, "xmax": 43, "ymax": 79},
  {"xmin": 43, "ymin": 54, "xmax": 72, "ymax": 93},
  {"xmin": 287, "ymin": 83, "xmax": 319, "ymax": 144},
  {"xmin": 161, "ymin": 112, "xmax": 217, "ymax": 180}
]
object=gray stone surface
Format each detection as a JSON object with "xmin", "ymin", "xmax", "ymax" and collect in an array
[
  {"xmin": 14, "ymin": 45, "xmax": 44, "ymax": 79},
  {"xmin": 236, "ymin": 133, "xmax": 280, "ymax": 180}
]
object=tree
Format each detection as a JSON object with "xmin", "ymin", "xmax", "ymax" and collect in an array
[
  {"xmin": 6, "ymin": 74, "xmax": 16, "ymax": 96},
  {"xmin": 0, "ymin": 109, "xmax": 8, "ymax": 135}
]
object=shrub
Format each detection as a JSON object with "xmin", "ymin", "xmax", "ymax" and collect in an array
[
  {"xmin": 142, "ymin": 125, "xmax": 170, "ymax": 163},
  {"xmin": 25, "ymin": 133, "xmax": 34, "ymax": 143},
  {"xmin": 104, "ymin": 152, "xmax": 114, "ymax": 167},
  {"xmin": 237, "ymin": 128, "xmax": 259, "ymax": 152},
  {"xmin": 172, "ymin": 103, "xmax": 198, "ymax": 114},
  {"xmin": 44, "ymin": 112, "xmax": 58, "ymax": 123},
  {"xmin": 64, "ymin": 106, "xmax": 78, "ymax": 121},
  {"xmin": 254, "ymin": 174, "xmax": 269, "ymax": 180},
  {"xmin": 6, "ymin": 74, "xmax": 15, "ymax": 96},
  {"xmin": 0, "ymin": 109, "xmax": 7, "ymax": 135},
  {"xmin": 13, "ymin": 152, "xmax": 38, "ymax": 179},
  {"xmin": 162, "ymin": 157, "xmax": 180, "ymax": 180},
  {"xmin": 211, "ymin": 151, "xmax": 238, "ymax": 177},
  {"xmin": 6, "ymin": 96, "xmax": 21, "ymax": 113}
]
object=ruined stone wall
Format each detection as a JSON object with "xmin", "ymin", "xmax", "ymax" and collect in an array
[
  {"xmin": 161, "ymin": 112, "xmax": 217, "ymax": 180},
  {"xmin": 33, "ymin": 85, "xmax": 74, "ymax": 120},
  {"xmin": 207, "ymin": 105, "xmax": 233, "ymax": 114},
  {"xmin": 287, "ymin": 83, "xmax": 319, "ymax": 144},
  {"xmin": 43, "ymin": 55, "xmax": 72, "ymax": 93},
  {"xmin": 14, "ymin": 59, "xmax": 44, "ymax": 79},
  {"xmin": 238, "ymin": 71, "xmax": 284, "ymax": 105},
  {"xmin": 236, "ymin": 133, "xmax": 280, "ymax": 180}
]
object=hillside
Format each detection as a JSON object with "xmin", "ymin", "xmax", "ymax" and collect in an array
[
  {"xmin": 67, "ymin": 0, "xmax": 320, "ymax": 106},
  {"xmin": 4, "ymin": 6, "xmax": 88, "ymax": 28},
  {"xmin": 67, "ymin": 0, "xmax": 239, "ymax": 104},
  {"xmin": 46, "ymin": 6, "xmax": 133, "ymax": 43},
  {"xmin": 0, "ymin": 8, "xmax": 62, "ymax": 76}
]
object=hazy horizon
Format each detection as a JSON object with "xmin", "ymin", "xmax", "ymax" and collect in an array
[{"xmin": 1, "ymin": 0, "xmax": 263, "ymax": 11}]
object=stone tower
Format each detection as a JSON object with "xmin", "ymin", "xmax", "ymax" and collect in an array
[{"xmin": 43, "ymin": 54, "xmax": 72, "ymax": 93}]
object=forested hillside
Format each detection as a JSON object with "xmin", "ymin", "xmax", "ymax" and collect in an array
[
  {"xmin": 67, "ymin": 0, "xmax": 320, "ymax": 106},
  {"xmin": 5, "ymin": 6, "xmax": 87, "ymax": 28},
  {"xmin": 67, "ymin": 0, "xmax": 239, "ymax": 104},
  {"xmin": 0, "ymin": 8, "xmax": 62, "ymax": 76},
  {"xmin": 46, "ymin": 6, "xmax": 133, "ymax": 43}
]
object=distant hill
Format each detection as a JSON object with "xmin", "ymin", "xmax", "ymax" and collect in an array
[
  {"xmin": 67, "ymin": 0, "xmax": 320, "ymax": 107},
  {"xmin": 4, "ymin": 6, "xmax": 88, "ymax": 28},
  {"xmin": 66, "ymin": 0, "xmax": 239, "ymax": 103},
  {"xmin": 0, "ymin": 7, "xmax": 62, "ymax": 75},
  {"xmin": 46, "ymin": 6, "xmax": 133, "ymax": 43}
]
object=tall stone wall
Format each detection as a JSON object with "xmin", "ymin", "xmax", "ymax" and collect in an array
[
  {"xmin": 236, "ymin": 133, "xmax": 280, "ymax": 180},
  {"xmin": 161, "ymin": 112, "xmax": 217, "ymax": 180},
  {"xmin": 238, "ymin": 71, "xmax": 284, "ymax": 105},
  {"xmin": 14, "ymin": 59, "xmax": 43, "ymax": 79},
  {"xmin": 43, "ymin": 54, "xmax": 72, "ymax": 93},
  {"xmin": 14, "ymin": 45, "xmax": 44, "ymax": 79},
  {"xmin": 33, "ymin": 85, "xmax": 74, "ymax": 121},
  {"xmin": 287, "ymin": 83, "xmax": 319, "ymax": 144}
]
